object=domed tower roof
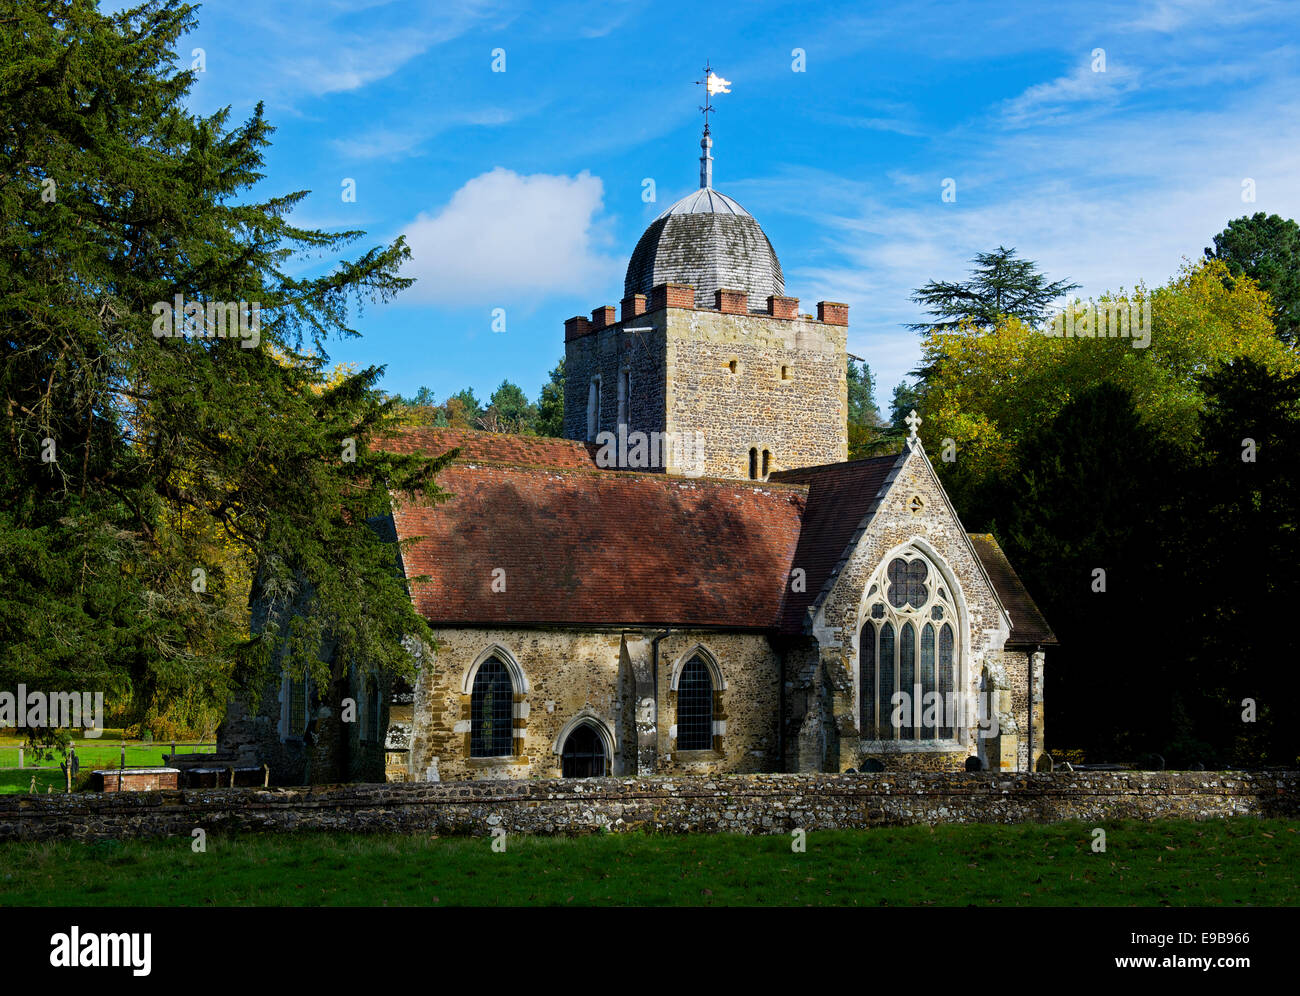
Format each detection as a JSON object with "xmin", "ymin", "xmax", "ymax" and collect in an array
[{"xmin": 623, "ymin": 129, "xmax": 784, "ymax": 310}]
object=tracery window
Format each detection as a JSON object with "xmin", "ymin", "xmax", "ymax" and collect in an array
[{"xmin": 859, "ymin": 552, "xmax": 958, "ymax": 742}]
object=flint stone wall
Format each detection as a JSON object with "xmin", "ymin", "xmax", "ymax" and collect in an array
[{"xmin": 0, "ymin": 772, "xmax": 1295, "ymax": 842}]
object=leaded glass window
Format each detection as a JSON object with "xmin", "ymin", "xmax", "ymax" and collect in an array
[
  {"xmin": 887, "ymin": 557, "xmax": 928, "ymax": 609},
  {"xmin": 677, "ymin": 656, "xmax": 714, "ymax": 750},
  {"xmin": 920, "ymin": 623, "xmax": 936, "ymax": 741},
  {"xmin": 860, "ymin": 621, "xmax": 876, "ymax": 737},
  {"xmin": 898, "ymin": 622, "xmax": 915, "ymax": 738},
  {"xmin": 939, "ymin": 623, "xmax": 955, "ymax": 738},
  {"xmin": 471, "ymin": 658, "xmax": 515, "ymax": 757},
  {"xmin": 285, "ymin": 673, "xmax": 308, "ymax": 739},
  {"xmin": 877, "ymin": 621, "xmax": 894, "ymax": 734}
]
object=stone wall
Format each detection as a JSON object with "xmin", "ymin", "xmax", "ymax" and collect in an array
[
  {"xmin": 2, "ymin": 772, "xmax": 1294, "ymax": 842},
  {"xmin": 406, "ymin": 628, "xmax": 781, "ymax": 783}
]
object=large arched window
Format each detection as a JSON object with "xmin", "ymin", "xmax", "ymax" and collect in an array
[
  {"xmin": 859, "ymin": 550, "xmax": 959, "ymax": 742},
  {"xmin": 676, "ymin": 655, "xmax": 714, "ymax": 750},
  {"xmin": 470, "ymin": 657, "xmax": 515, "ymax": 757}
]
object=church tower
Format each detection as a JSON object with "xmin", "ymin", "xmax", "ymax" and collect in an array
[{"xmin": 562, "ymin": 113, "xmax": 849, "ymax": 480}]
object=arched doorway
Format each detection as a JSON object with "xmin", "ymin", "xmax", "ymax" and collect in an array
[{"xmin": 560, "ymin": 722, "xmax": 608, "ymax": 777}]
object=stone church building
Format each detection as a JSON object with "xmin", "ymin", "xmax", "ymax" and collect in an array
[{"xmin": 219, "ymin": 126, "xmax": 1055, "ymax": 784}]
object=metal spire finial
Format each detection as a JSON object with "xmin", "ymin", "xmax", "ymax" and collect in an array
[{"xmin": 694, "ymin": 62, "xmax": 730, "ymax": 189}]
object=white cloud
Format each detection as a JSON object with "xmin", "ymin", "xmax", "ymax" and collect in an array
[{"xmin": 398, "ymin": 168, "xmax": 621, "ymax": 304}]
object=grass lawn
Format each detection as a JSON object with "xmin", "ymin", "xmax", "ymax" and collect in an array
[{"xmin": 0, "ymin": 819, "xmax": 1294, "ymax": 906}]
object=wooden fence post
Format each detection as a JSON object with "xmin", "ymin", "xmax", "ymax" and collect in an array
[{"xmin": 17, "ymin": 747, "xmax": 22, "ymax": 769}]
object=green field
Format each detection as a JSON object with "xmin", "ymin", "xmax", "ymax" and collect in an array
[{"xmin": 0, "ymin": 819, "xmax": 1294, "ymax": 906}]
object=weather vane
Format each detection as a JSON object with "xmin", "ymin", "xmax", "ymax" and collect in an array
[
  {"xmin": 694, "ymin": 62, "xmax": 730, "ymax": 188},
  {"xmin": 694, "ymin": 61, "xmax": 731, "ymax": 133}
]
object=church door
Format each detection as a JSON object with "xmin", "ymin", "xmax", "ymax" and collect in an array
[{"xmin": 561, "ymin": 723, "xmax": 607, "ymax": 777}]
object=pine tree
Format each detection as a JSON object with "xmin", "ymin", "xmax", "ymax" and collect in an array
[
  {"xmin": 0, "ymin": 0, "xmax": 449, "ymax": 741},
  {"xmin": 910, "ymin": 246, "xmax": 1079, "ymax": 332}
]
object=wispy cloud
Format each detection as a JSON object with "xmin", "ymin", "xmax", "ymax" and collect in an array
[
  {"xmin": 1000, "ymin": 61, "xmax": 1140, "ymax": 128},
  {"xmin": 331, "ymin": 108, "xmax": 519, "ymax": 160}
]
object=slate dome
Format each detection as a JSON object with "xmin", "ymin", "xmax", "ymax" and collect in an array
[{"xmin": 624, "ymin": 187, "xmax": 785, "ymax": 310}]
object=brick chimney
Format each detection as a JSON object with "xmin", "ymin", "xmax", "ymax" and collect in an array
[
  {"xmin": 768, "ymin": 295, "xmax": 799, "ymax": 319},
  {"xmin": 591, "ymin": 305, "xmax": 616, "ymax": 329},
  {"xmin": 817, "ymin": 301, "xmax": 849, "ymax": 326},
  {"xmin": 716, "ymin": 288, "xmax": 747, "ymax": 315},
  {"xmin": 649, "ymin": 282, "xmax": 695, "ymax": 312},
  {"xmin": 564, "ymin": 315, "xmax": 591, "ymax": 341},
  {"xmin": 620, "ymin": 294, "xmax": 646, "ymax": 322}
]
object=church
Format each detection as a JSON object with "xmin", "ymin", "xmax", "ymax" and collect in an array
[{"xmin": 220, "ymin": 116, "xmax": 1055, "ymax": 784}]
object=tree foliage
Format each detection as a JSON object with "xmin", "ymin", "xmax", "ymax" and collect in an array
[
  {"xmin": 1206, "ymin": 212, "xmax": 1300, "ymax": 345},
  {"xmin": 0, "ymin": 0, "xmax": 448, "ymax": 738}
]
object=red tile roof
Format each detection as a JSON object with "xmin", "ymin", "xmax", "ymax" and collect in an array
[
  {"xmin": 386, "ymin": 429, "xmax": 806, "ymax": 627},
  {"xmin": 967, "ymin": 534, "xmax": 1058, "ymax": 646},
  {"xmin": 768, "ymin": 456, "xmax": 900, "ymax": 633},
  {"xmin": 378, "ymin": 429, "xmax": 1054, "ymax": 642}
]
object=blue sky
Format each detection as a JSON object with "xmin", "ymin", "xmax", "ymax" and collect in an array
[{"xmin": 161, "ymin": 0, "xmax": 1300, "ymax": 411}]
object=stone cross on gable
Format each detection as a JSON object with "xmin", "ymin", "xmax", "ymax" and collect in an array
[{"xmin": 905, "ymin": 409, "xmax": 922, "ymax": 442}]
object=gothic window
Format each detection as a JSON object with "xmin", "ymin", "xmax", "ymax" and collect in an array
[
  {"xmin": 586, "ymin": 376, "xmax": 601, "ymax": 442},
  {"xmin": 920, "ymin": 624, "xmax": 936, "ymax": 742},
  {"xmin": 860, "ymin": 550, "xmax": 959, "ymax": 743},
  {"xmin": 363, "ymin": 674, "xmax": 381, "ymax": 743},
  {"xmin": 471, "ymin": 657, "xmax": 515, "ymax": 758},
  {"xmin": 938, "ymin": 623, "xmax": 955, "ymax": 738},
  {"xmin": 898, "ymin": 622, "xmax": 915, "ymax": 738},
  {"xmin": 860, "ymin": 621, "xmax": 876, "ymax": 734},
  {"xmin": 677, "ymin": 655, "xmax": 714, "ymax": 750},
  {"xmin": 561, "ymin": 722, "xmax": 608, "ymax": 777},
  {"xmin": 617, "ymin": 369, "xmax": 630, "ymax": 429},
  {"xmin": 762, "ymin": 449, "xmax": 772, "ymax": 479},
  {"xmin": 748, "ymin": 447, "xmax": 759, "ymax": 480},
  {"xmin": 282, "ymin": 671, "xmax": 309, "ymax": 740}
]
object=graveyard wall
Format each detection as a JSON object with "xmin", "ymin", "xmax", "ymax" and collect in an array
[{"xmin": 0, "ymin": 771, "xmax": 1295, "ymax": 841}]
